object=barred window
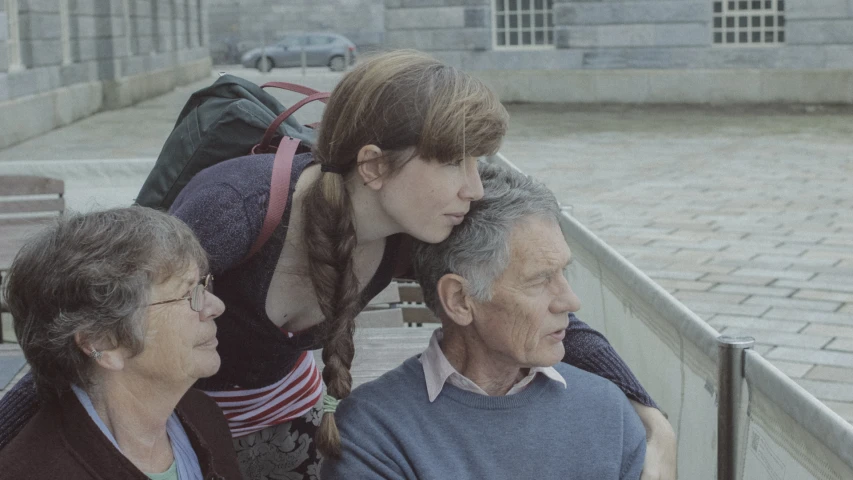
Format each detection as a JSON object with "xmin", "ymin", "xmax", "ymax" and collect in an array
[
  {"xmin": 494, "ymin": 0, "xmax": 554, "ymax": 49},
  {"xmin": 713, "ymin": 0, "xmax": 785, "ymax": 45}
]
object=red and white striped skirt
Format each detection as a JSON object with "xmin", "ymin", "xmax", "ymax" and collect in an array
[{"xmin": 204, "ymin": 351, "xmax": 323, "ymax": 438}]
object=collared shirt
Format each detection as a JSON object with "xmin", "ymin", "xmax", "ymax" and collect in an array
[{"xmin": 419, "ymin": 328, "xmax": 567, "ymax": 402}]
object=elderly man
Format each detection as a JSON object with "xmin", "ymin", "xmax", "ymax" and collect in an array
[{"xmin": 321, "ymin": 164, "xmax": 648, "ymax": 479}]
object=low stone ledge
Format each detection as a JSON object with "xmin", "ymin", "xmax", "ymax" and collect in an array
[
  {"xmin": 473, "ymin": 69, "xmax": 853, "ymax": 104},
  {"xmin": 0, "ymin": 81, "xmax": 103, "ymax": 150},
  {"xmin": 102, "ymin": 56, "xmax": 211, "ymax": 109}
]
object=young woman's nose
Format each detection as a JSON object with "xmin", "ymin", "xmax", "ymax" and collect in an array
[{"xmin": 460, "ymin": 158, "xmax": 484, "ymax": 201}]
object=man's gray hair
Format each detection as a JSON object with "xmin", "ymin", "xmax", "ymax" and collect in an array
[
  {"xmin": 412, "ymin": 162, "xmax": 561, "ymax": 316},
  {"xmin": 4, "ymin": 207, "xmax": 208, "ymax": 399}
]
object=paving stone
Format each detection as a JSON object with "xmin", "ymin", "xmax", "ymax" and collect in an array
[
  {"xmin": 765, "ymin": 360, "xmax": 814, "ymax": 378},
  {"xmin": 599, "ymin": 235, "xmax": 652, "ymax": 246},
  {"xmin": 794, "ymin": 290, "xmax": 853, "ymax": 303},
  {"xmin": 773, "ymin": 279, "xmax": 853, "ymax": 294},
  {"xmin": 749, "ymin": 233, "xmax": 828, "ymax": 244},
  {"xmin": 675, "ymin": 291, "xmax": 749, "ymax": 305},
  {"xmin": 812, "ymin": 273, "xmax": 853, "ymax": 284},
  {"xmin": 732, "ymin": 268, "xmax": 815, "ymax": 280},
  {"xmin": 719, "ymin": 326, "xmax": 832, "ymax": 349},
  {"xmin": 803, "ymin": 326, "xmax": 853, "ymax": 342},
  {"xmin": 672, "ymin": 250, "xmax": 714, "ymax": 262},
  {"xmin": 707, "ymin": 253, "xmax": 762, "ymax": 264},
  {"xmin": 822, "ymin": 401, "xmax": 853, "ymax": 422},
  {"xmin": 667, "ymin": 263, "xmax": 736, "ymax": 275},
  {"xmin": 793, "ymin": 378, "xmax": 853, "ymax": 403},
  {"xmin": 801, "ymin": 250, "xmax": 853, "ymax": 261},
  {"xmin": 644, "ymin": 270, "xmax": 705, "ymax": 281},
  {"xmin": 753, "ymin": 344, "xmax": 774, "ymax": 356},
  {"xmin": 786, "ymin": 264, "xmax": 853, "ymax": 275},
  {"xmin": 711, "ymin": 284, "xmax": 794, "ymax": 297},
  {"xmin": 753, "ymin": 255, "xmax": 840, "ymax": 268},
  {"xmin": 651, "ymin": 240, "xmax": 729, "ymax": 251},
  {"xmin": 823, "ymin": 237, "xmax": 853, "ymax": 247},
  {"xmin": 767, "ymin": 347, "xmax": 853, "ymax": 369},
  {"xmin": 654, "ymin": 279, "xmax": 714, "ymax": 292},
  {"xmin": 707, "ymin": 315, "xmax": 805, "ymax": 333},
  {"xmin": 826, "ymin": 338, "xmax": 853, "ymax": 352},
  {"xmin": 689, "ymin": 302, "xmax": 770, "ymax": 317},
  {"xmin": 744, "ymin": 296, "xmax": 841, "ymax": 312},
  {"xmin": 806, "ymin": 366, "xmax": 853, "ymax": 384},
  {"xmin": 701, "ymin": 274, "xmax": 773, "ymax": 286},
  {"xmin": 764, "ymin": 308, "xmax": 853, "ymax": 326}
]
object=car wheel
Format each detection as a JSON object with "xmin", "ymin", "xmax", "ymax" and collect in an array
[
  {"xmin": 256, "ymin": 56, "xmax": 274, "ymax": 72},
  {"xmin": 329, "ymin": 56, "xmax": 346, "ymax": 72}
]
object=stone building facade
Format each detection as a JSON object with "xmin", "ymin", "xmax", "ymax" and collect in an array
[
  {"xmin": 1, "ymin": 0, "xmax": 211, "ymax": 149},
  {"xmin": 382, "ymin": 0, "xmax": 853, "ymax": 103},
  {"xmin": 207, "ymin": 0, "xmax": 384, "ymax": 63}
]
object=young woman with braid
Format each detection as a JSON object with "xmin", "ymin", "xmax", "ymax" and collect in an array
[{"xmin": 0, "ymin": 50, "xmax": 674, "ymax": 479}]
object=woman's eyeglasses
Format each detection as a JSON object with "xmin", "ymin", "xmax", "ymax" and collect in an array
[{"xmin": 149, "ymin": 274, "xmax": 213, "ymax": 312}]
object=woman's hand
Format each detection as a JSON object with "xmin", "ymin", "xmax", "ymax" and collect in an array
[{"xmin": 630, "ymin": 400, "xmax": 677, "ymax": 480}]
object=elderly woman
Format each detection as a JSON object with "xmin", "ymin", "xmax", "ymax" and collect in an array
[{"xmin": 0, "ymin": 207, "xmax": 242, "ymax": 479}]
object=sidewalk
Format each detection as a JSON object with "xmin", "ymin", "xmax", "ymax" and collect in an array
[{"xmin": 1, "ymin": 69, "xmax": 852, "ymax": 422}]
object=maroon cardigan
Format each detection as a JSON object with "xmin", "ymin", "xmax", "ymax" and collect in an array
[{"xmin": 0, "ymin": 388, "xmax": 242, "ymax": 480}]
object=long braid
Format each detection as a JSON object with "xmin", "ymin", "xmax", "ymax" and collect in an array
[
  {"xmin": 302, "ymin": 49, "xmax": 509, "ymax": 459},
  {"xmin": 304, "ymin": 171, "xmax": 362, "ymax": 458}
]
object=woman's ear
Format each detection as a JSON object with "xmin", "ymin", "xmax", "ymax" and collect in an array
[
  {"xmin": 356, "ymin": 145, "xmax": 386, "ymax": 189},
  {"xmin": 74, "ymin": 332, "xmax": 125, "ymax": 371},
  {"xmin": 436, "ymin": 274, "xmax": 474, "ymax": 327}
]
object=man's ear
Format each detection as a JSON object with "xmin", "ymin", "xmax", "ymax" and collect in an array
[
  {"xmin": 436, "ymin": 274, "xmax": 473, "ymax": 327},
  {"xmin": 356, "ymin": 145, "xmax": 386, "ymax": 189},
  {"xmin": 74, "ymin": 332, "xmax": 125, "ymax": 371}
]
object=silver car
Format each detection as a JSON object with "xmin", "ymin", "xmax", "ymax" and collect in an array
[{"xmin": 240, "ymin": 33, "xmax": 357, "ymax": 72}]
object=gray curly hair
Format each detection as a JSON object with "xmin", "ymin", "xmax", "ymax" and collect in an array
[
  {"xmin": 412, "ymin": 162, "xmax": 561, "ymax": 317},
  {"xmin": 4, "ymin": 206, "xmax": 208, "ymax": 399}
]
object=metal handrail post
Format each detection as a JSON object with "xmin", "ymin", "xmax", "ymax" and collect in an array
[{"xmin": 717, "ymin": 335, "xmax": 754, "ymax": 480}]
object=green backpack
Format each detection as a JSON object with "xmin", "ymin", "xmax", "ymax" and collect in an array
[{"xmin": 135, "ymin": 74, "xmax": 329, "ymax": 210}]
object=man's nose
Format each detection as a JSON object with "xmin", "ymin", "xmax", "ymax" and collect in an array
[{"xmin": 551, "ymin": 275, "xmax": 581, "ymax": 315}]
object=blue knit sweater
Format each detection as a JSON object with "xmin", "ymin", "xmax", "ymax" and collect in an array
[{"xmin": 321, "ymin": 357, "xmax": 646, "ymax": 480}]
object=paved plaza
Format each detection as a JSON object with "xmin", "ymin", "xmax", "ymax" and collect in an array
[
  {"xmin": 501, "ymin": 104, "xmax": 853, "ymax": 421},
  {"xmin": 1, "ymin": 68, "xmax": 852, "ymax": 422}
]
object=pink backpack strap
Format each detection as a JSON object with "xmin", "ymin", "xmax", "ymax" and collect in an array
[{"xmin": 244, "ymin": 136, "xmax": 299, "ymax": 261}]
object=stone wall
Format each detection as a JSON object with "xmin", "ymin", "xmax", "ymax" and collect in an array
[
  {"xmin": 384, "ymin": 0, "xmax": 490, "ymax": 53},
  {"xmin": 383, "ymin": 0, "xmax": 853, "ymax": 103},
  {"xmin": 0, "ymin": 0, "xmax": 211, "ymax": 149},
  {"xmin": 207, "ymin": 0, "xmax": 385, "ymax": 64}
]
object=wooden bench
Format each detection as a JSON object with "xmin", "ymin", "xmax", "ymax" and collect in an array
[
  {"xmin": 0, "ymin": 175, "xmax": 65, "ymax": 342},
  {"xmin": 357, "ymin": 281, "xmax": 440, "ymax": 328}
]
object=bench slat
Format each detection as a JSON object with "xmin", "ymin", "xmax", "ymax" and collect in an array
[
  {"xmin": 0, "ymin": 198, "xmax": 65, "ymax": 215},
  {"xmin": 356, "ymin": 308, "xmax": 404, "ymax": 328},
  {"xmin": 398, "ymin": 283, "xmax": 425, "ymax": 303},
  {"xmin": 366, "ymin": 281, "xmax": 401, "ymax": 305},
  {"xmin": 0, "ymin": 176, "xmax": 64, "ymax": 196},
  {"xmin": 401, "ymin": 305, "xmax": 440, "ymax": 324}
]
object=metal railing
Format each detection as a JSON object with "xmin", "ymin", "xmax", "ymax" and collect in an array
[{"xmin": 486, "ymin": 153, "xmax": 853, "ymax": 480}]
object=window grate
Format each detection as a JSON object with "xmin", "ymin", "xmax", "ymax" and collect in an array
[
  {"xmin": 712, "ymin": 0, "xmax": 785, "ymax": 46},
  {"xmin": 494, "ymin": 0, "xmax": 555, "ymax": 49}
]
